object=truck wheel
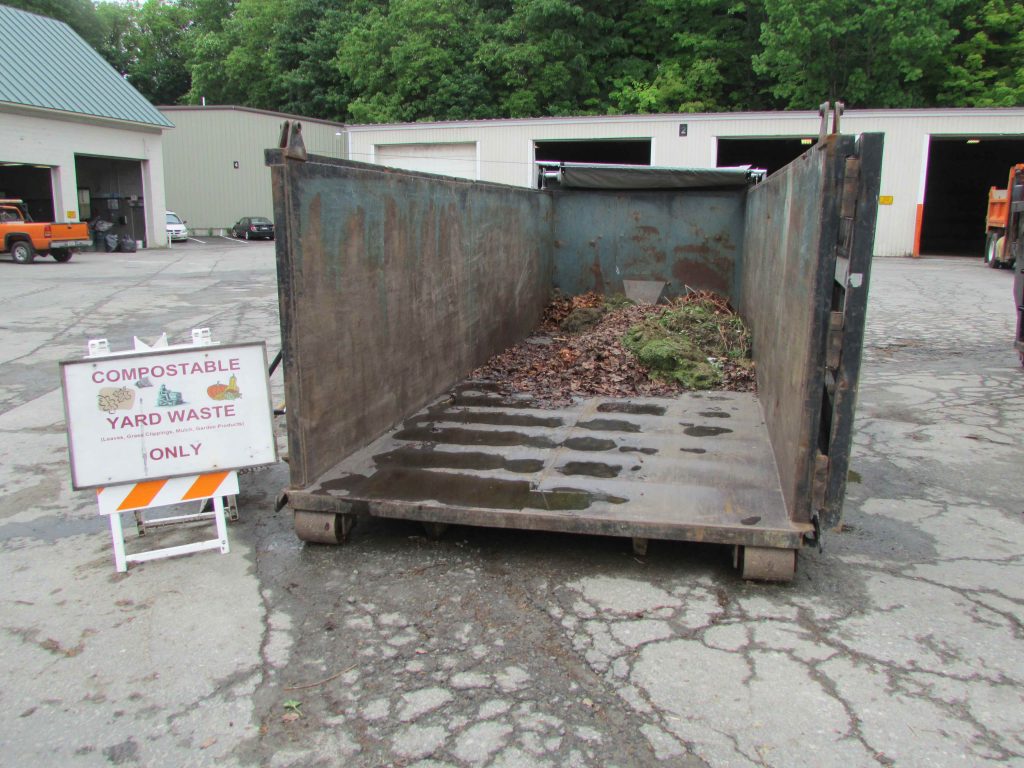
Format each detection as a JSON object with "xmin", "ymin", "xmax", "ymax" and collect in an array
[
  {"xmin": 52, "ymin": 250, "xmax": 73, "ymax": 263},
  {"xmin": 985, "ymin": 233, "xmax": 1001, "ymax": 268},
  {"xmin": 10, "ymin": 240, "xmax": 35, "ymax": 264}
]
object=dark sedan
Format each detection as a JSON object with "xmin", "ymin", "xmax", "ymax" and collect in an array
[{"xmin": 231, "ymin": 216, "xmax": 275, "ymax": 240}]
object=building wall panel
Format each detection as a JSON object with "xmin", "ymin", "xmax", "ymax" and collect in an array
[{"xmin": 161, "ymin": 107, "xmax": 345, "ymax": 233}]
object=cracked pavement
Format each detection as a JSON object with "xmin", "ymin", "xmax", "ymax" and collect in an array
[{"xmin": 0, "ymin": 246, "xmax": 1020, "ymax": 767}]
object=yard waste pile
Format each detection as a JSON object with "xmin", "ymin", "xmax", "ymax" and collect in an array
[{"xmin": 471, "ymin": 290, "xmax": 755, "ymax": 407}]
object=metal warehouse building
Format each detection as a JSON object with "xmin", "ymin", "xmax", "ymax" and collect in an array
[
  {"xmin": 0, "ymin": 5, "xmax": 171, "ymax": 249},
  {"xmin": 160, "ymin": 106, "xmax": 346, "ymax": 235},
  {"xmin": 346, "ymin": 108, "xmax": 1024, "ymax": 258}
]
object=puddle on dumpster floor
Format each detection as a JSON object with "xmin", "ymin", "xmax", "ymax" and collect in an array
[
  {"xmin": 415, "ymin": 410, "xmax": 563, "ymax": 428},
  {"xmin": 449, "ymin": 383, "xmax": 538, "ymax": 410},
  {"xmin": 321, "ymin": 468, "xmax": 626, "ymax": 510},
  {"xmin": 394, "ymin": 425, "xmax": 557, "ymax": 448},
  {"xmin": 619, "ymin": 445, "xmax": 658, "ymax": 455},
  {"xmin": 450, "ymin": 393, "xmax": 537, "ymax": 409},
  {"xmin": 680, "ymin": 447, "xmax": 707, "ymax": 454},
  {"xmin": 682, "ymin": 425, "xmax": 733, "ymax": 437},
  {"xmin": 578, "ymin": 418, "xmax": 641, "ymax": 433},
  {"xmin": 564, "ymin": 436, "xmax": 617, "ymax": 452},
  {"xmin": 373, "ymin": 448, "xmax": 544, "ymax": 474},
  {"xmin": 558, "ymin": 461, "xmax": 622, "ymax": 478},
  {"xmin": 699, "ymin": 411, "xmax": 731, "ymax": 418},
  {"xmin": 596, "ymin": 402, "xmax": 667, "ymax": 416}
]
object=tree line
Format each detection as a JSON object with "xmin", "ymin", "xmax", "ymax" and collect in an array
[{"xmin": 9, "ymin": 0, "xmax": 1024, "ymax": 123}]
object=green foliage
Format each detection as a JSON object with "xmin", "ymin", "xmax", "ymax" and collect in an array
[
  {"xmin": 940, "ymin": 0, "xmax": 1024, "ymax": 107},
  {"xmin": 754, "ymin": 0, "xmax": 958, "ymax": 108},
  {"xmin": 610, "ymin": 0, "xmax": 770, "ymax": 113},
  {"xmin": 74, "ymin": 0, "xmax": 1024, "ymax": 116},
  {"xmin": 337, "ymin": 0, "xmax": 494, "ymax": 123},
  {"xmin": 94, "ymin": 0, "xmax": 203, "ymax": 105}
]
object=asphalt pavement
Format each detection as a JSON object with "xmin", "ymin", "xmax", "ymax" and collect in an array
[{"xmin": 0, "ymin": 243, "xmax": 1020, "ymax": 767}]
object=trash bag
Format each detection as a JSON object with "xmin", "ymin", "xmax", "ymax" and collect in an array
[
  {"xmin": 104, "ymin": 233, "xmax": 119, "ymax": 252},
  {"xmin": 91, "ymin": 218, "xmax": 114, "ymax": 233},
  {"xmin": 118, "ymin": 234, "xmax": 137, "ymax": 253}
]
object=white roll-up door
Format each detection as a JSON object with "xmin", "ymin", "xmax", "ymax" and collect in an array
[{"xmin": 375, "ymin": 142, "xmax": 478, "ymax": 180}]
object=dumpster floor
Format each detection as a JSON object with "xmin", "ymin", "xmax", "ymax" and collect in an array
[{"xmin": 300, "ymin": 384, "xmax": 808, "ymax": 549}]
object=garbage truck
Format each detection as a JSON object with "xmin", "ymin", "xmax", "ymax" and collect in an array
[
  {"xmin": 984, "ymin": 163, "xmax": 1024, "ymax": 269},
  {"xmin": 265, "ymin": 113, "xmax": 882, "ymax": 581}
]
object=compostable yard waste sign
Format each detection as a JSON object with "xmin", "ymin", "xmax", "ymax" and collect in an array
[{"xmin": 61, "ymin": 342, "xmax": 277, "ymax": 490}]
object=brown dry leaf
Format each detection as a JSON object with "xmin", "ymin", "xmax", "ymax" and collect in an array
[
  {"xmin": 281, "ymin": 712, "xmax": 301, "ymax": 723},
  {"xmin": 199, "ymin": 737, "xmax": 217, "ymax": 750}
]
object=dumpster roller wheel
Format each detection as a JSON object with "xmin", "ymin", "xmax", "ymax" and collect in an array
[
  {"xmin": 737, "ymin": 546, "xmax": 797, "ymax": 582},
  {"xmin": 294, "ymin": 510, "xmax": 355, "ymax": 544}
]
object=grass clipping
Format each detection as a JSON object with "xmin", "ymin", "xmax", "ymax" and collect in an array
[{"xmin": 623, "ymin": 290, "xmax": 753, "ymax": 390}]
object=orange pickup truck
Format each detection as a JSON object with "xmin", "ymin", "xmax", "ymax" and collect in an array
[{"xmin": 0, "ymin": 199, "xmax": 91, "ymax": 264}]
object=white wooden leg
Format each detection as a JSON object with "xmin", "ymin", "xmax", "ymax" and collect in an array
[
  {"xmin": 213, "ymin": 495, "xmax": 230, "ymax": 554},
  {"xmin": 109, "ymin": 512, "xmax": 128, "ymax": 573}
]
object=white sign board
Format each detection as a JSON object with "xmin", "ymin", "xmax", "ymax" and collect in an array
[{"xmin": 61, "ymin": 342, "xmax": 277, "ymax": 490}]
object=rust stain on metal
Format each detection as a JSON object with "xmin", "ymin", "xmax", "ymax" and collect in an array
[
  {"xmin": 590, "ymin": 251, "xmax": 605, "ymax": 294},
  {"xmin": 671, "ymin": 257, "xmax": 732, "ymax": 293},
  {"xmin": 632, "ymin": 225, "xmax": 660, "ymax": 242},
  {"xmin": 675, "ymin": 243, "xmax": 712, "ymax": 256},
  {"xmin": 344, "ymin": 206, "xmax": 365, "ymax": 267}
]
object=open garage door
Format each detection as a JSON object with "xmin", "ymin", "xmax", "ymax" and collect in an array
[
  {"xmin": 919, "ymin": 137, "xmax": 1024, "ymax": 256},
  {"xmin": 0, "ymin": 164, "xmax": 54, "ymax": 221},
  {"xmin": 75, "ymin": 155, "xmax": 147, "ymax": 246},
  {"xmin": 376, "ymin": 143, "xmax": 478, "ymax": 180},
  {"xmin": 535, "ymin": 139, "xmax": 651, "ymax": 166},
  {"xmin": 716, "ymin": 137, "xmax": 817, "ymax": 175}
]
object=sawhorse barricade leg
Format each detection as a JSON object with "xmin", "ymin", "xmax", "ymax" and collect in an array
[{"xmin": 99, "ymin": 472, "xmax": 239, "ymax": 573}]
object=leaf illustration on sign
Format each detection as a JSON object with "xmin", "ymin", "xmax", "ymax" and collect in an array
[{"xmin": 98, "ymin": 386, "xmax": 135, "ymax": 414}]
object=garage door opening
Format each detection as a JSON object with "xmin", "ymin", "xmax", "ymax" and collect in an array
[
  {"xmin": 75, "ymin": 155, "xmax": 146, "ymax": 246},
  {"xmin": 0, "ymin": 164, "xmax": 55, "ymax": 221},
  {"xmin": 919, "ymin": 137, "xmax": 1024, "ymax": 256},
  {"xmin": 534, "ymin": 139, "xmax": 651, "ymax": 167},
  {"xmin": 716, "ymin": 138, "xmax": 817, "ymax": 175}
]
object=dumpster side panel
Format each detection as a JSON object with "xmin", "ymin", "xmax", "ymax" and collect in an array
[
  {"xmin": 270, "ymin": 155, "xmax": 552, "ymax": 488},
  {"xmin": 739, "ymin": 138, "xmax": 847, "ymax": 524},
  {"xmin": 550, "ymin": 189, "xmax": 746, "ymax": 301}
]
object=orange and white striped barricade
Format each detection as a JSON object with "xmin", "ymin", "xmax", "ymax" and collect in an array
[{"xmin": 96, "ymin": 470, "xmax": 239, "ymax": 573}]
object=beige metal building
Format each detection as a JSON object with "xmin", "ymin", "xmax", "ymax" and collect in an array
[
  {"xmin": 160, "ymin": 106, "xmax": 346, "ymax": 235},
  {"xmin": 346, "ymin": 108, "xmax": 1024, "ymax": 258}
]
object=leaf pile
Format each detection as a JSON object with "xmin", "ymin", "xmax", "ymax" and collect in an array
[
  {"xmin": 472, "ymin": 291, "xmax": 755, "ymax": 407},
  {"xmin": 623, "ymin": 290, "xmax": 754, "ymax": 390}
]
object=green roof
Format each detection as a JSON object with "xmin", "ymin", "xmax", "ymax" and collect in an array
[{"xmin": 0, "ymin": 5, "xmax": 172, "ymax": 128}]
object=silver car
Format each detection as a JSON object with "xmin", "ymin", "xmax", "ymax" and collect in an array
[{"xmin": 166, "ymin": 211, "xmax": 188, "ymax": 242}]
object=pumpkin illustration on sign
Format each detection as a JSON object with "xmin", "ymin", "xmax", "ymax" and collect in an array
[{"xmin": 208, "ymin": 374, "xmax": 242, "ymax": 401}]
